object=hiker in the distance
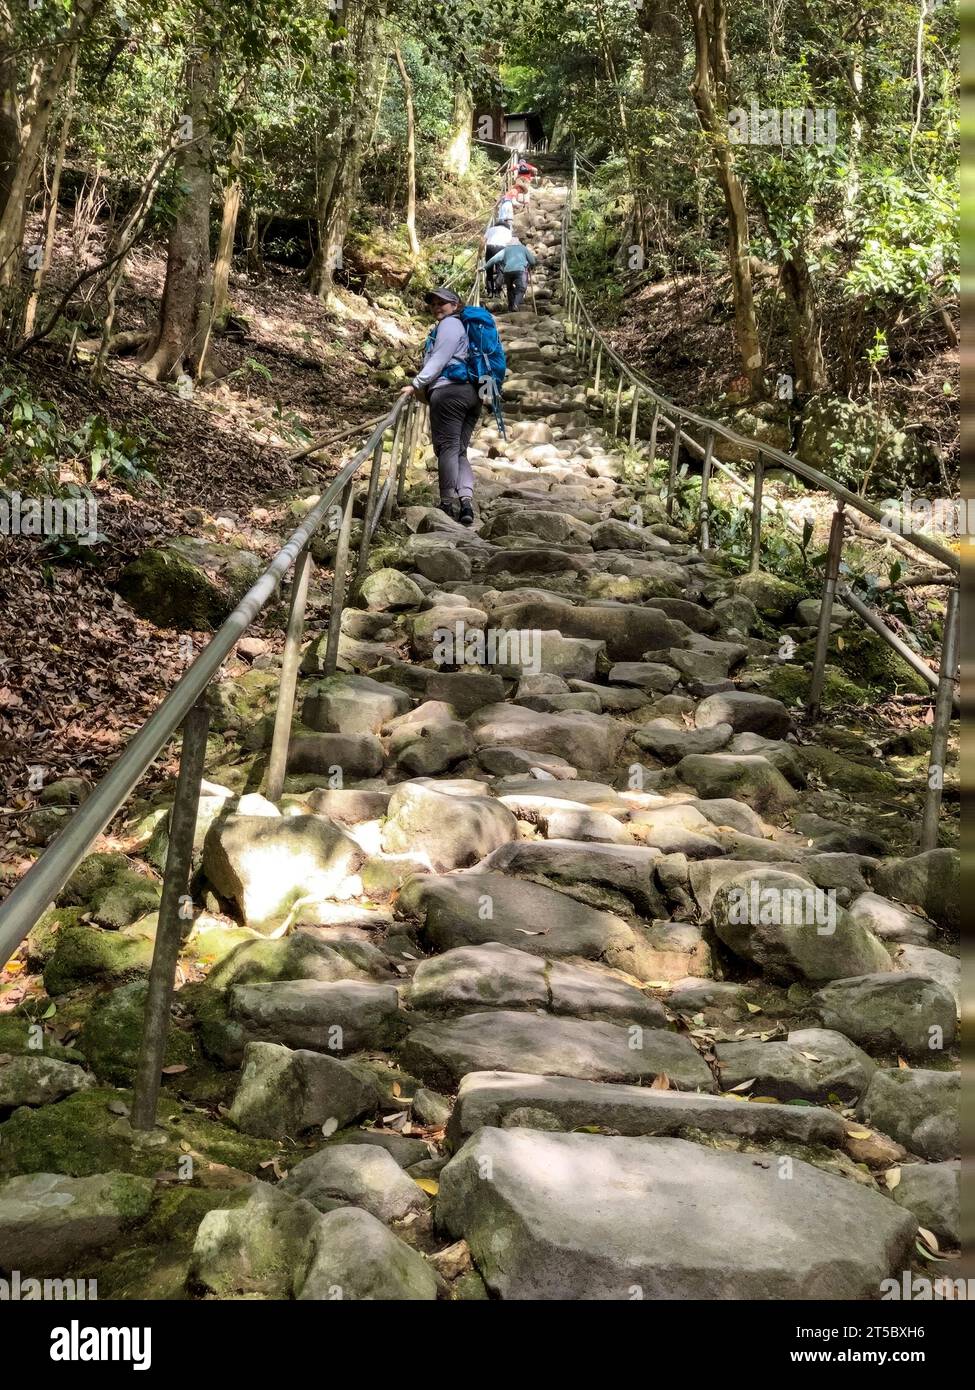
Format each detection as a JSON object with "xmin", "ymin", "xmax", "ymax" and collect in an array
[
  {"xmin": 515, "ymin": 157, "xmax": 538, "ymax": 182},
  {"xmin": 495, "ymin": 191, "xmax": 515, "ymax": 229},
  {"xmin": 483, "ymin": 217, "xmax": 513, "ymax": 296},
  {"xmin": 400, "ymin": 287, "xmax": 480, "ymax": 526},
  {"xmin": 484, "ymin": 233, "xmax": 537, "ymax": 311}
]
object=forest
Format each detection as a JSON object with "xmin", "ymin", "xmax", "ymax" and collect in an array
[{"xmin": 0, "ymin": 0, "xmax": 962, "ymax": 1323}]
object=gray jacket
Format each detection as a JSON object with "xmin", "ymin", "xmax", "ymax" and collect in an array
[{"xmin": 413, "ymin": 314, "xmax": 469, "ymax": 393}]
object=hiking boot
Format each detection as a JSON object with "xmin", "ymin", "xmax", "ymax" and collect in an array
[
  {"xmin": 458, "ymin": 499, "xmax": 475, "ymax": 527},
  {"xmin": 439, "ymin": 499, "xmax": 459, "ymax": 520}
]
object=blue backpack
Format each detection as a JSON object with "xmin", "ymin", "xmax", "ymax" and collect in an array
[{"xmin": 426, "ymin": 306, "xmax": 507, "ymax": 393}]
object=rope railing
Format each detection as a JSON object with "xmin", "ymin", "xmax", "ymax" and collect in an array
[{"xmin": 559, "ymin": 154, "xmax": 959, "ymax": 851}]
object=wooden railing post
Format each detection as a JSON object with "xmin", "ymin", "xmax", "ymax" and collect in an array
[
  {"xmin": 666, "ymin": 415, "xmax": 682, "ymax": 519},
  {"xmin": 264, "ymin": 547, "xmax": 313, "ymax": 802},
  {"xmin": 131, "ymin": 700, "xmax": 210, "ymax": 1130},
  {"xmin": 353, "ymin": 433, "xmax": 386, "ymax": 590},
  {"xmin": 750, "ymin": 454, "xmax": 765, "ymax": 572},
  {"xmin": 920, "ymin": 583, "xmax": 959, "ymax": 852},
  {"xmin": 628, "ymin": 387, "xmax": 641, "ymax": 448},
  {"xmin": 613, "ymin": 375, "xmax": 624, "ymax": 435},
  {"xmin": 807, "ymin": 504, "xmax": 847, "ymax": 720},
  {"xmin": 323, "ymin": 480, "xmax": 356, "ymax": 676},
  {"xmin": 699, "ymin": 429, "xmax": 715, "ymax": 550}
]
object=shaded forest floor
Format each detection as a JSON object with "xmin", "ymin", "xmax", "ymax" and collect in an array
[{"xmin": 0, "ymin": 186, "xmax": 488, "ymax": 895}]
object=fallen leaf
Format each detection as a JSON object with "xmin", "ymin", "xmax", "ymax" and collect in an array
[
  {"xmin": 650, "ymin": 1073, "xmax": 671, "ymax": 1090},
  {"xmin": 845, "ymin": 1128, "xmax": 873, "ymax": 1140},
  {"xmin": 414, "ymin": 1177, "xmax": 439, "ymax": 1196},
  {"xmin": 745, "ymin": 1002, "xmax": 762, "ymax": 1013},
  {"xmin": 884, "ymin": 1167, "xmax": 901, "ymax": 1190},
  {"xmin": 161, "ymin": 1063, "xmax": 188, "ymax": 1075},
  {"xmin": 729, "ymin": 1078, "xmax": 756, "ymax": 1092},
  {"xmin": 917, "ymin": 1227, "xmax": 939, "ymax": 1253}
]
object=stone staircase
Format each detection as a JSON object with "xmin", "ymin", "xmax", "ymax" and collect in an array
[{"xmin": 0, "ymin": 181, "xmax": 959, "ymax": 1302}]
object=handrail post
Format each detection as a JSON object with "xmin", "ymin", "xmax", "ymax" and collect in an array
[
  {"xmin": 613, "ymin": 375, "xmax": 623, "ymax": 435},
  {"xmin": 397, "ymin": 398, "xmax": 418, "ymax": 504},
  {"xmin": 130, "ymin": 700, "xmax": 210, "ymax": 1130},
  {"xmin": 807, "ymin": 504, "xmax": 847, "ymax": 721},
  {"xmin": 383, "ymin": 408, "xmax": 404, "ymax": 522},
  {"xmin": 353, "ymin": 433, "xmax": 386, "ymax": 591},
  {"xmin": 264, "ymin": 545, "xmax": 313, "ymax": 802},
  {"xmin": 628, "ymin": 387, "xmax": 641, "ymax": 448},
  {"xmin": 323, "ymin": 480, "xmax": 356, "ymax": 676},
  {"xmin": 919, "ymin": 584, "xmax": 960, "ymax": 851},
  {"xmin": 699, "ymin": 429, "xmax": 715, "ymax": 550},
  {"xmin": 593, "ymin": 345, "xmax": 602, "ymax": 394},
  {"xmin": 750, "ymin": 454, "xmax": 765, "ymax": 572},
  {"xmin": 666, "ymin": 414, "xmax": 681, "ymax": 519}
]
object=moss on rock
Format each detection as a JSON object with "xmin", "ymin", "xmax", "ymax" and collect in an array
[
  {"xmin": 77, "ymin": 981, "xmax": 198, "ymax": 1085},
  {"xmin": 115, "ymin": 537, "xmax": 264, "ymax": 632},
  {"xmin": 44, "ymin": 927, "xmax": 156, "ymax": 997},
  {"xmin": 59, "ymin": 852, "xmax": 162, "ymax": 928},
  {"xmin": 795, "ymin": 629, "xmax": 930, "ymax": 698}
]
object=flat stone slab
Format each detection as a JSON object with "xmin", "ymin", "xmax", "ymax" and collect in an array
[
  {"xmin": 478, "ymin": 840, "xmax": 665, "ymax": 917},
  {"xmin": 400, "ymin": 1010, "xmax": 714, "ymax": 1091},
  {"xmin": 857, "ymin": 1068, "xmax": 958, "ymax": 1161},
  {"xmin": 0, "ymin": 1171, "xmax": 154, "ymax": 1275},
  {"xmin": 468, "ymin": 703, "xmax": 625, "ymax": 770},
  {"xmin": 714, "ymin": 1028, "xmax": 876, "ymax": 1104},
  {"xmin": 397, "ymin": 871, "xmax": 659, "ymax": 978},
  {"xmin": 408, "ymin": 943, "xmax": 666, "ymax": 1026},
  {"xmin": 446, "ymin": 1071, "xmax": 848, "ymax": 1148},
  {"xmin": 229, "ymin": 980, "xmax": 403, "ymax": 1052},
  {"xmin": 436, "ymin": 1129, "xmax": 916, "ymax": 1299},
  {"xmin": 280, "ymin": 1144, "xmax": 429, "ymax": 1223}
]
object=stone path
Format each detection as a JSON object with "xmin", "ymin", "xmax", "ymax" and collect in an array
[{"xmin": 0, "ymin": 180, "xmax": 959, "ymax": 1300}]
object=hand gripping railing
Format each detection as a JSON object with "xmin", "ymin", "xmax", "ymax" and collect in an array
[
  {"xmin": 0, "ymin": 386, "xmax": 430, "ymax": 1127},
  {"xmin": 560, "ymin": 154, "xmax": 960, "ymax": 852}
]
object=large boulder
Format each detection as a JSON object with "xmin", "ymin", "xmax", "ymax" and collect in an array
[
  {"xmin": 694, "ymin": 691, "xmax": 792, "ymax": 739},
  {"xmin": 890, "ymin": 1162, "xmax": 959, "ymax": 1247},
  {"xmin": 189, "ymin": 1183, "xmax": 321, "ymax": 1298},
  {"xmin": 711, "ymin": 869, "xmax": 892, "ymax": 982},
  {"xmin": 370, "ymin": 663, "xmax": 505, "ymax": 716},
  {"xmin": 228, "ymin": 1041, "xmax": 379, "ymax": 1138},
  {"xmin": 286, "ymin": 733, "xmax": 384, "ymax": 778},
  {"xmin": 202, "ymin": 815, "xmax": 364, "ymax": 933},
  {"xmin": 280, "ymin": 1144, "xmax": 428, "ymax": 1223},
  {"xmin": 360, "ymin": 568, "xmax": 425, "ymax": 612},
  {"xmin": 408, "ymin": 943, "xmax": 666, "ymax": 1026},
  {"xmin": 301, "ymin": 674, "xmax": 410, "ymax": 734},
  {"xmin": 468, "ymin": 703, "xmax": 625, "ymax": 771},
  {"xmin": 436, "ymin": 1129, "xmax": 915, "ymax": 1299},
  {"xmin": 870, "ymin": 850, "xmax": 959, "ymax": 933},
  {"xmin": 398, "ymin": 871, "xmax": 661, "ymax": 980},
  {"xmin": 115, "ymin": 536, "xmax": 263, "ymax": 631},
  {"xmin": 401, "ymin": 1011, "xmax": 714, "ymax": 1091},
  {"xmin": 0, "ymin": 1171, "xmax": 153, "ymax": 1274},
  {"xmin": 714, "ymin": 1028, "xmax": 876, "ymax": 1104},
  {"xmin": 0, "ymin": 1055, "xmax": 94, "ymax": 1110},
  {"xmin": 296, "ymin": 1207, "xmax": 438, "ymax": 1300},
  {"xmin": 811, "ymin": 973, "xmax": 957, "ymax": 1057},
  {"xmin": 380, "ymin": 782, "xmax": 517, "ymax": 870},
  {"xmin": 478, "ymin": 840, "xmax": 666, "ymax": 918},
  {"xmin": 229, "ymin": 980, "xmax": 403, "ymax": 1053},
  {"xmin": 674, "ymin": 754, "xmax": 798, "ymax": 818},
  {"xmin": 497, "ymin": 601, "xmax": 681, "ymax": 661},
  {"xmin": 857, "ymin": 1068, "xmax": 958, "ymax": 1161}
]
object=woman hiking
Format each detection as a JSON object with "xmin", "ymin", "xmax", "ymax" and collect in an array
[{"xmin": 400, "ymin": 287, "xmax": 480, "ymax": 526}]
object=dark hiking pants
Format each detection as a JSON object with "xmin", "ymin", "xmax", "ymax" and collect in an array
[
  {"xmin": 429, "ymin": 381, "xmax": 481, "ymax": 502},
  {"xmin": 505, "ymin": 269, "xmax": 528, "ymax": 310}
]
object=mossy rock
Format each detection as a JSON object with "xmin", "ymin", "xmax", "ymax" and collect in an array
[
  {"xmin": 203, "ymin": 756, "xmax": 265, "ymax": 796},
  {"xmin": 59, "ymin": 851, "xmax": 162, "ymax": 928},
  {"xmin": 0, "ymin": 1014, "xmax": 85, "ymax": 1064},
  {"xmin": 181, "ymin": 919, "xmax": 259, "ymax": 973},
  {"xmin": 795, "ymin": 744, "xmax": 899, "ymax": 798},
  {"xmin": 746, "ymin": 662, "xmax": 866, "ymax": 709},
  {"xmin": 25, "ymin": 906, "xmax": 87, "ymax": 969},
  {"xmin": 205, "ymin": 668, "xmax": 280, "ymax": 733},
  {"xmin": 115, "ymin": 536, "xmax": 265, "ymax": 632},
  {"xmin": 795, "ymin": 629, "xmax": 930, "ymax": 698},
  {"xmin": 177, "ymin": 981, "xmax": 248, "ymax": 1068},
  {"xmin": 77, "ymin": 981, "xmax": 198, "ymax": 1085},
  {"xmin": 43, "ymin": 927, "xmax": 155, "ymax": 997},
  {"xmin": 733, "ymin": 572, "xmax": 806, "ymax": 621},
  {"xmin": 0, "ymin": 1086, "xmax": 279, "ymax": 1180}
]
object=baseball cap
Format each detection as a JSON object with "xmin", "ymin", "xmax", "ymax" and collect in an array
[{"xmin": 424, "ymin": 286, "xmax": 461, "ymax": 306}]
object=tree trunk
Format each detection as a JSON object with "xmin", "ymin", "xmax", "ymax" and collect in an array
[
  {"xmin": 22, "ymin": 51, "xmax": 77, "ymax": 337},
  {"xmin": 393, "ymin": 46, "xmax": 419, "ymax": 257},
  {"xmin": 140, "ymin": 49, "xmax": 217, "ymax": 382},
  {"xmin": 307, "ymin": 118, "xmax": 344, "ymax": 296},
  {"xmin": 685, "ymin": 0, "xmax": 764, "ymax": 397},
  {"xmin": 0, "ymin": 0, "xmax": 102, "ymax": 322},
  {"xmin": 778, "ymin": 249, "xmax": 826, "ymax": 395},
  {"xmin": 242, "ymin": 199, "xmax": 264, "ymax": 276},
  {"xmin": 0, "ymin": 4, "xmax": 20, "ymax": 227},
  {"xmin": 211, "ymin": 127, "xmax": 243, "ymax": 325},
  {"xmin": 445, "ymin": 77, "xmax": 472, "ymax": 177}
]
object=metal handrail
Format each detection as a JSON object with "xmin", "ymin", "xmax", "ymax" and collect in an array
[
  {"xmin": 559, "ymin": 166, "xmax": 959, "ymax": 574},
  {"xmin": 559, "ymin": 154, "xmax": 959, "ymax": 853},
  {"xmin": 0, "ymin": 397, "xmax": 410, "ymax": 966}
]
